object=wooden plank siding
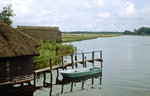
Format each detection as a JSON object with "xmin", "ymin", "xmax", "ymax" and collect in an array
[{"xmin": 0, "ymin": 56, "xmax": 34, "ymax": 85}]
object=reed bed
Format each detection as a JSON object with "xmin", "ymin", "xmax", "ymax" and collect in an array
[{"xmin": 34, "ymin": 41, "xmax": 75, "ymax": 69}]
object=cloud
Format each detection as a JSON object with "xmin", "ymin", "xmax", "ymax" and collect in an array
[
  {"xmin": 0, "ymin": 0, "xmax": 10, "ymax": 8},
  {"xmin": 110, "ymin": 24, "xmax": 118, "ymax": 30},
  {"xmin": 117, "ymin": 1, "xmax": 135, "ymax": 17},
  {"xmin": 134, "ymin": 7, "xmax": 150, "ymax": 21},
  {"xmin": 0, "ymin": 0, "xmax": 150, "ymax": 31},
  {"xmin": 84, "ymin": 3, "xmax": 92, "ymax": 8},
  {"xmin": 10, "ymin": 0, "xmax": 32, "ymax": 15},
  {"xmin": 98, "ymin": 0, "xmax": 104, "ymax": 7},
  {"xmin": 83, "ymin": 0, "xmax": 104, "ymax": 8},
  {"xmin": 98, "ymin": 12, "xmax": 111, "ymax": 18}
]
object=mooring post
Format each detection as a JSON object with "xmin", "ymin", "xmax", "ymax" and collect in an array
[
  {"xmin": 33, "ymin": 62, "xmax": 36, "ymax": 86},
  {"xmin": 21, "ymin": 83, "xmax": 24, "ymax": 86},
  {"xmin": 100, "ymin": 50, "xmax": 103, "ymax": 68},
  {"xmin": 27, "ymin": 81, "xmax": 31, "ymax": 86},
  {"xmin": 61, "ymin": 84, "xmax": 64, "ymax": 93},
  {"xmin": 92, "ymin": 51, "xmax": 95, "ymax": 66},
  {"xmin": 50, "ymin": 84, "xmax": 52, "ymax": 96},
  {"xmin": 61, "ymin": 56, "xmax": 64, "ymax": 70},
  {"xmin": 75, "ymin": 55, "xmax": 78, "ymax": 68},
  {"xmin": 50, "ymin": 58, "xmax": 52, "ymax": 72},
  {"xmin": 91, "ymin": 78, "xmax": 94, "ymax": 89},
  {"xmin": 50, "ymin": 76, "xmax": 53, "ymax": 96},
  {"xmin": 34, "ymin": 72, "xmax": 36, "ymax": 86},
  {"xmin": 50, "ymin": 58, "xmax": 53, "ymax": 85},
  {"xmin": 100, "ymin": 74, "xmax": 102, "ymax": 85},
  {"xmin": 85, "ymin": 56, "xmax": 87, "ymax": 67},
  {"xmin": 71, "ymin": 54, "xmax": 74, "ymax": 69},
  {"xmin": 82, "ymin": 53, "xmax": 85, "ymax": 67},
  {"xmin": 70, "ymin": 82, "xmax": 74, "ymax": 91},
  {"xmin": 28, "ymin": 81, "xmax": 31, "ymax": 86},
  {"xmin": 56, "ymin": 68, "xmax": 59, "ymax": 78},
  {"xmin": 43, "ymin": 71, "xmax": 46, "ymax": 87},
  {"xmin": 64, "ymin": 61, "xmax": 67, "ymax": 70},
  {"xmin": 82, "ymin": 81, "xmax": 85, "ymax": 90}
]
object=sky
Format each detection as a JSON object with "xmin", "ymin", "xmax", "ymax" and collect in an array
[{"xmin": 0, "ymin": 0, "xmax": 150, "ymax": 32}]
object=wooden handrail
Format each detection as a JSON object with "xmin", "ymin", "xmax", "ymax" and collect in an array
[{"xmin": 34, "ymin": 51, "xmax": 102, "ymax": 63}]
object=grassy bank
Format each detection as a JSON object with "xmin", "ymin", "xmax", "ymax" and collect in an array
[
  {"xmin": 34, "ymin": 41, "xmax": 75, "ymax": 69},
  {"xmin": 62, "ymin": 33, "xmax": 120, "ymax": 42}
]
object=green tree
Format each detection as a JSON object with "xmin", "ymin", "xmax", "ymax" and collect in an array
[
  {"xmin": 138, "ymin": 26, "xmax": 150, "ymax": 35},
  {"xmin": 0, "ymin": 4, "xmax": 15, "ymax": 26},
  {"xmin": 123, "ymin": 30, "xmax": 133, "ymax": 35}
]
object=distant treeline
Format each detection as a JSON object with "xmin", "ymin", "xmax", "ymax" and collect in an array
[
  {"xmin": 63, "ymin": 31, "xmax": 122, "ymax": 35},
  {"xmin": 123, "ymin": 26, "xmax": 150, "ymax": 35}
]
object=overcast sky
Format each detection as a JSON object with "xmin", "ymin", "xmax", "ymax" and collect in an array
[{"xmin": 0, "ymin": 0, "xmax": 150, "ymax": 32}]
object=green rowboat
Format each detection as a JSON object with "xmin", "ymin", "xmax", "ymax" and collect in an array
[{"xmin": 60, "ymin": 67, "xmax": 102, "ymax": 78}]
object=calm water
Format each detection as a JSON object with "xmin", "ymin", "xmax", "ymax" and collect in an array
[
  {"xmin": 71, "ymin": 36, "xmax": 150, "ymax": 96},
  {"xmin": 1, "ymin": 36, "xmax": 150, "ymax": 96}
]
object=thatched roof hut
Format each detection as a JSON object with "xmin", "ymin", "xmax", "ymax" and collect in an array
[
  {"xmin": 17, "ymin": 26, "xmax": 62, "ymax": 42},
  {"xmin": 0, "ymin": 22, "xmax": 39, "ymax": 58},
  {"xmin": 0, "ymin": 19, "xmax": 39, "ymax": 85}
]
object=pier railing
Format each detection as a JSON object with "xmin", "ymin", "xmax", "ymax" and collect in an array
[
  {"xmin": 33, "ymin": 50, "xmax": 103, "ymax": 73},
  {"xmin": 33, "ymin": 50, "xmax": 103, "ymax": 86}
]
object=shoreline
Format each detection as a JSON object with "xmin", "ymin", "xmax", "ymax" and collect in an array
[{"xmin": 62, "ymin": 33, "xmax": 120, "ymax": 42}]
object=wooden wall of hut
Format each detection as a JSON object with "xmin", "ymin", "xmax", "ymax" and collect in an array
[
  {"xmin": 0, "ymin": 56, "xmax": 34, "ymax": 85},
  {"xmin": 17, "ymin": 26, "xmax": 62, "ymax": 42},
  {"xmin": 0, "ymin": 19, "xmax": 39, "ymax": 86}
]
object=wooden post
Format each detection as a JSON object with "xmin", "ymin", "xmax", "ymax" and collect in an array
[
  {"xmin": 56, "ymin": 68, "xmax": 59, "ymax": 78},
  {"xmin": 85, "ymin": 56, "xmax": 87, "ymax": 67},
  {"xmin": 70, "ymin": 82, "xmax": 73, "ymax": 91},
  {"xmin": 43, "ymin": 71, "xmax": 46, "ymax": 87},
  {"xmin": 61, "ymin": 56, "xmax": 64, "ymax": 70},
  {"xmin": 81, "ymin": 81, "xmax": 84, "ymax": 90},
  {"xmin": 61, "ymin": 84, "xmax": 64, "ymax": 93},
  {"xmin": 50, "ymin": 58, "xmax": 52, "ymax": 72},
  {"xmin": 33, "ymin": 61, "xmax": 36, "ymax": 86},
  {"xmin": 100, "ymin": 51, "xmax": 103, "ymax": 68},
  {"xmin": 82, "ymin": 53, "xmax": 85, "ymax": 67},
  {"xmin": 64, "ymin": 61, "xmax": 67, "ymax": 70},
  {"xmin": 50, "ymin": 77, "xmax": 53, "ymax": 96},
  {"xmin": 50, "ymin": 85, "xmax": 52, "ymax": 96},
  {"xmin": 34, "ymin": 72, "xmax": 36, "ymax": 86},
  {"xmin": 28, "ymin": 81, "xmax": 31, "ymax": 86},
  {"xmin": 91, "ymin": 78, "xmax": 94, "ymax": 89},
  {"xmin": 92, "ymin": 51, "xmax": 95, "ymax": 66},
  {"xmin": 50, "ymin": 58, "xmax": 53, "ymax": 85},
  {"xmin": 71, "ymin": 54, "xmax": 74, "ymax": 69},
  {"xmin": 21, "ymin": 83, "xmax": 24, "ymax": 86},
  {"xmin": 75, "ymin": 55, "xmax": 78, "ymax": 68},
  {"xmin": 100, "ymin": 75, "xmax": 102, "ymax": 85}
]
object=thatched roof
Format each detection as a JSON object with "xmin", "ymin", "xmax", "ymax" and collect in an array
[
  {"xmin": 17, "ymin": 26, "xmax": 62, "ymax": 42},
  {"xmin": 0, "ymin": 19, "xmax": 39, "ymax": 58},
  {"xmin": 18, "ymin": 26, "xmax": 60, "ymax": 31}
]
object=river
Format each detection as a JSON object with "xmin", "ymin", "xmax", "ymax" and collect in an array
[
  {"xmin": 70, "ymin": 36, "xmax": 150, "ymax": 96},
  {"xmin": 2, "ymin": 36, "xmax": 150, "ymax": 96}
]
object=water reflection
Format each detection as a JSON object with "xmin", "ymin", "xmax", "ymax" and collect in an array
[
  {"xmin": 56, "ymin": 73, "xmax": 102, "ymax": 84},
  {"xmin": 48, "ymin": 72, "xmax": 102, "ymax": 96},
  {"xmin": 0, "ymin": 85, "xmax": 36, "ymax": 96}
]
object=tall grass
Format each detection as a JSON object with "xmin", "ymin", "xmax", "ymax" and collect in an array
[{"xmin": 34, "ymin": 41, "xmax": 75, "ymax": 69}]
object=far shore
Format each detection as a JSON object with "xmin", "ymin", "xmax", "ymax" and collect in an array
[{"xmin": 62, "ymin": 33, "xmax": 120, "ymax": 42}]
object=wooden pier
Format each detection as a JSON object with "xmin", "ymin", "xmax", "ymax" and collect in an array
[
  {"xmin": 33, "ymin": 51, "xmax": 103, "ymax": 86},
  {"xmin": 34, "ymin": 51, "xmax": 103, "ymax": 73}
]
